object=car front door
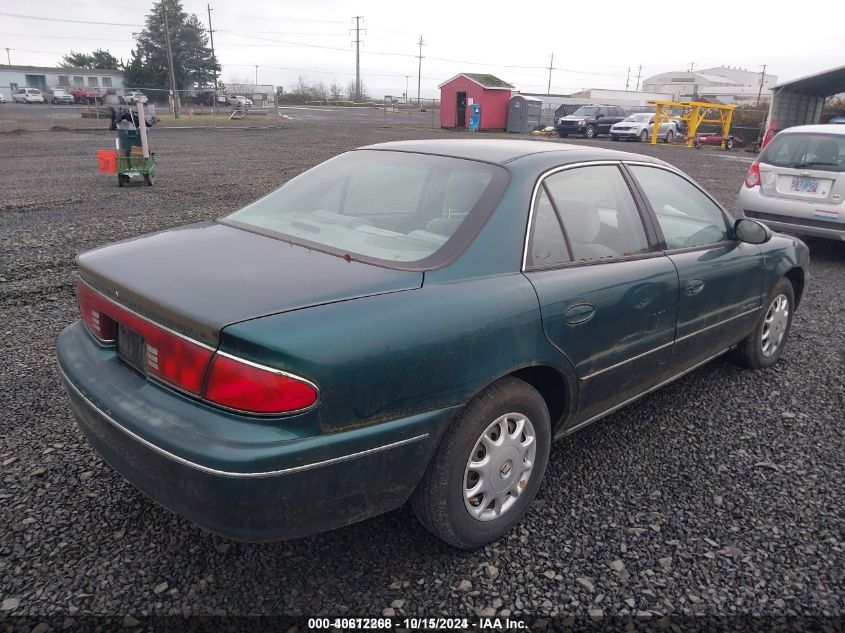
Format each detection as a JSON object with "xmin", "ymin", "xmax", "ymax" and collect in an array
[
  {"xmin": 523, "ymin": 163, "xmax": 680, "ymax": 428},
  {"xmin": 627, "ymin": 163, "xmax": 764, "ymax": 369},
  {"xmin": 595, "ymin": 108, "xmax": 610, "ymax": 134}
]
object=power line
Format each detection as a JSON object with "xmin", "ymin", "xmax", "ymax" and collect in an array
[{"xmin": 0, "ymin": 12, "xmax": 141, "ymax": 26}]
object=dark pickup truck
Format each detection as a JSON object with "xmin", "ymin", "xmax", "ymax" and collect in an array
[{"xmin": 557, "ymin": 104, "xmax": 626, "ymax": 139}]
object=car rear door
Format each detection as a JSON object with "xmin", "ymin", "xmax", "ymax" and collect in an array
[
  {"xmin": 627, "ymin": 163, "xmax": 764, "ymax": 369},
  {"xmin": 523, "ymin": 162, "xmax": 680, "ymax": 427}
]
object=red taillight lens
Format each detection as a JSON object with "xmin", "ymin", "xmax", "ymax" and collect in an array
[
  {"xmin": 744, "ymin": 161, "xmax": 761, "ymax": 188},
  {"xmin": 77, "ymin": 282, "xmax": 116, "ymax": 342},
  {"xmin": 204, "ymin": 353, "xmax": 318, "ymax": 414},
  {"xmin": 76, "ymin": 280, "xmax": 318, "ymax": 413},
  {"xmin": 76, "ymin": 280, "xmax": 213, "ymax": 394}
]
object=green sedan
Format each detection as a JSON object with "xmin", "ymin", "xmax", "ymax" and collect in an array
[{"xmin": 57, "ymin": 140, "xmax": 809, "ymax": 548}]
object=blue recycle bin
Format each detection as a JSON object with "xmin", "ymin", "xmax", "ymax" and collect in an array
[{"xmin": 469, "ymin": 103, "xmax": 481, "ymax": 131}]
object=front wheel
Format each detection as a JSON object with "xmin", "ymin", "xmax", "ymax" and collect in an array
[
  {"xmin": 584, "ymin": 125, "xmax": 596, "ymax": 139},
  {"xmin": 733, "ymin": 278, "xmax": 795, "ymax": 369},
  {"xmin": 411, "ymin": 377, "xmax": 551, "ymax": 548},
  {"xmin": 640, "ymin": 129, "xmax": 649, "ymax": 143}
]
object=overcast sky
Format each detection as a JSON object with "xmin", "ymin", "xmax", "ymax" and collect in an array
[{"xmin": 2, "ymin": 0, "xmax": 844, "ymax": 97}]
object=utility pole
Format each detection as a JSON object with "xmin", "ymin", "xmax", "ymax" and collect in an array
[
  {"xmin": 635, "ymin": 64, "xmax": 642, "ymax": 91},
  {"xmin": 546, "ymin": 53, "xmax": 554, "ymax": 95},
  {"xmin": 625, "ymin": 67, "xmax": 630, "ymax": 91},
  {"xmin": 351, "ymin": 16, "xmax": 363, "ymax": 102},
  {"xmin": 206, "ymin": 4, "xmax": 216, "ymax": 111},
  {"xmin": 4, "ymin": 48, "xmax": 10, "ymax": 65},
  {"xmin": 688, "ymin": 61, "xmax": 695, "ymax": 73},
  {"xmin": 756, "ymin": 63, "xmax": 767, "ymax": 104},
  {"xmin": 254, "ymin": 65, "xmax": 258, "ymax": 84},
  {"xmin": 416, "ymin": 35, "xmax": 424, "ymax": 109},
  {"xmin": 162, "ymin": 0, "xmax": 180, "ymax": 118}
]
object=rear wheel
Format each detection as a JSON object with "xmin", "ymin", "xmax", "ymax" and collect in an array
[
  {"xmin": 558, "ymin": 130, "xmax": 566, "ymax": 138},
  {"xmin": 664, "ymin": 129, "xmax": 674, "ymax": 144},
  {"xmin": 734, "ymin": 278, "xmax": 795, "ymax": 369},
  {"xmin": 144, "ymin": 172, "xmax": 155, "ymax": 186},
  {"xmin": 725, "ymin": 137, "xmax": 734, "ymax": 150},
  {"xmin": 411, "ymin": 377, "xmax": 551, "ymax": 548}
]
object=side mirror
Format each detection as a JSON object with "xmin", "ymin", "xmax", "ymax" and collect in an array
[{"xmin": 734, "ymin": 218, "xmax": 772, "ymax": 244}]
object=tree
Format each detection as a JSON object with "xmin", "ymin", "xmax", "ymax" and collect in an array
[
  {"xmin": 60, "ymin": 49, "xmax": 121, "ymax": 70},
  {"xmin": 123, "ymin": 0, "xmax": 219, "ymax": 93}
]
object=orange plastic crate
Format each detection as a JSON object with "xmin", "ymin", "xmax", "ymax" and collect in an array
[{"xmin": 97, "ymin": 149, "xmax": 117, "ymax": 174}]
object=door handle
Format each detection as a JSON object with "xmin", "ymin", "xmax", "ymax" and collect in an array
[
  {"xmin": 564, "ymin": 303, "xmax": 596, "ymax": 325},
  {"xmin": 685, "ymin": 279, "xmax": 705, "ymax": 295}
]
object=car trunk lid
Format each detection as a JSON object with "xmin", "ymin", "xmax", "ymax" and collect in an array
[{"xmin": 78, "ymin": 220, "xmax": 423, "ymax": 346}]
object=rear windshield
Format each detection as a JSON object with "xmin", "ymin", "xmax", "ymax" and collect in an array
[
  {"xmin": 761, "ymin": 132, "xmax": 845, "ymax": 173},
  {"xmin": 221, "ymin": 150, "xmax": 507, "ymax": 269}
]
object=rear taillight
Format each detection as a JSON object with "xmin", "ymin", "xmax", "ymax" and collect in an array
[
  {"xmin": 76, "ymin": 280, "xmax": 318, "ymax": 413},
  {"xmin": 744, "ymin": 161, "xmax": 761, "ymax": 188},
  {"xmin": 77, "ymin": 280, "xmax": 213, "ymax": 394},
  {"xmin": 204, "ymin": 353, "xmax": 318, "ymax": 414}
]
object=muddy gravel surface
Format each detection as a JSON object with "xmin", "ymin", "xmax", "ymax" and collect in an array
[{"xmin": 1, "ymin": 122, "xmax": 843, "ymax": 623}]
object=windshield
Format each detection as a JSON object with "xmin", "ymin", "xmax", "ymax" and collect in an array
[
  {"xmin": 572, "ymin": 106, "xmax": 599, "ymax": 116},
  {"xmin": 624, "ymin": 114, "xmax": 652, "ymax": 123},
  {"xmin": 761, "ymin": 132, "xmax": 845, "ymax": 172},
  {"xmin": 222, "ymin": 150, "xmax": 507, "ymax": 268}
]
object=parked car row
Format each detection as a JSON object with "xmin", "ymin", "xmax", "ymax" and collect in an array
[{"xmin": 557, "ymin": 104, "xmax": 681, "ymax": 142}]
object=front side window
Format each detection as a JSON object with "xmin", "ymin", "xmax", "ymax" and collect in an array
[
  {"xmin": 544, "ymin": 165, "xmax": 650, "ymax": 262},
  {"xmin": 223, "ymin": 150, "xmax": 506, "ymax": 267},
  {"xmin": 629, "ymin": 165, "xmax": 729, "ymax": 249}
]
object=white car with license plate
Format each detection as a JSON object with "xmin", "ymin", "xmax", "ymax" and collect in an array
[
  {"xmin": 737, "ymin": 125, "xmax": 845, "ymax": 241},
  {"xmin": 610, "ymin": 113, "xmax": 677, "ymax": 143}
]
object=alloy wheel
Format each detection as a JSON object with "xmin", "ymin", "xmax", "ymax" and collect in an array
[{"xmin": 464, "ymin": 413, "xmax": 537, "ymax": 522}]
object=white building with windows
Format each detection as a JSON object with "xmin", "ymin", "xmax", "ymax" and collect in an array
[
  {"xmin": 0, "ymin": 65, "xmax": 126, "ymax": 101},
  {"xmin": 642, "ymin": 66, "xmax": 778, "ymax": 104}
]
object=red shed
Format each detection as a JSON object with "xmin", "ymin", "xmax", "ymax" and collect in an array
[{"xmin": 439, "ymin": 73, "xmax": 513, "ymax": 130}]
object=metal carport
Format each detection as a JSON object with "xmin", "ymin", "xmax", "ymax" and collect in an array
[{"xmin": 768, "ymin": 65, "xmax": 845, "ymax": 131}]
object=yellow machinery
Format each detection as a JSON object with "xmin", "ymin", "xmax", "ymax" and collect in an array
[{"xmin": 649, "ymin": 99, "xmax": 735, "ymax": 148}]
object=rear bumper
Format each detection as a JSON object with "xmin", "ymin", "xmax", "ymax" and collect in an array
[
  {"xmin": 57, "ymin": 321, "xmax": 457, "ymax": 541},
  {"xmin": 737, "ymin": 187, "xmax": 845, "ymax": 241}
]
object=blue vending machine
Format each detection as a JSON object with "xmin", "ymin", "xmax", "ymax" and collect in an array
[{"xmin": 469, "ymin": 103, "xmax": 481, "ymax": 132}]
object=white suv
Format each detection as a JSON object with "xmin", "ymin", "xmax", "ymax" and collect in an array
[
  {"xmin": 737, "ymin": 125, "xmax": 845, "ymax": 241},
  {"xmin": 13, "ymin": 88, "xmax": 45, "ymax": 104}
]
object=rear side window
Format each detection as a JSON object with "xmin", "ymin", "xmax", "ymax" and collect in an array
[
  {"xmin": 543, "ymin": 165, "xmax": 650, "ymax": 262},
  {"xmin": 526, "ymin": 189, "xmax": 570, "ymax": 268},
  {"xmin": 761, "ymin": 133, "xmax": 845, "ymax": 173},
  {"xmin": 629, "ymin": 165, "xmax": 729, "ymax": 249}
]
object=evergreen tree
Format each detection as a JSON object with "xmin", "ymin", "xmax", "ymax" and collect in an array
[
  {"xmin": 123, "ymin": 0, "xmax": 219, "ymax": 92},
  {"xmin": 60, "ymin": 49, "xmax": 121, "ymax": 70}
]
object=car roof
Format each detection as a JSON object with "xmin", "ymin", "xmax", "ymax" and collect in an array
[
  {"xmin": 357, "ymin": 139, "xmax": 666, "ymax": 167},
  {"xmin": 779, "ymin": 124, "xmax": 845, "ymax": 136}
]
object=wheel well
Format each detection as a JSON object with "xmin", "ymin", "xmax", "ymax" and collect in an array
[
  {"xmin": 510, "ymin": 365, "xmax": 571, "ymax": 432},
  {"xmin": 785, "ymin": 267, "xmax": 805, "ymax": 307}
]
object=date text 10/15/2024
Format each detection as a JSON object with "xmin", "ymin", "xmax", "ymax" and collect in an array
[{"xmin": 307, "ymin": 617, "xmax": 528, "ymax": 630}]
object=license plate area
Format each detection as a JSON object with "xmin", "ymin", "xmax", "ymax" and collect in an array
[
  {"xmin": 116, "ymin": 323, "xmax": 147, "ymax": 375},
  {"xmin": 790, "ymin": 177, "xmax": 819, "ymax": 193}
]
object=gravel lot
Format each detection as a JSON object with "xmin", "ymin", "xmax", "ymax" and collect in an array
[{"xmin": 1, "ymin": 120, "xmax": 843, "ymax": 624}]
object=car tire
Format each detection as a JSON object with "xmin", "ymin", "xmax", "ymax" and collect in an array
[
  {"xmin": 611, "ymin": 135, "xmax": 619, "ymax": 141},
  {"xmin": 725, "ymin": 137, "xmax": 734, "ymax": 150},
  {"xmin": 144, "ymin": 172, "xmax": 155, "ymax": 187},
  {"xmin": 584, "ymin": 125, "xmax": 596, "ymax": 139},
  {"xmin": 558, "ymin": 130, "xmax": 566, "ymax": 138},
  {"xmin": 640, "ymin": 129, "xmax": 649, "ymax": 143},
  {"xmin": 733, "ymin": 278, "xmax": 795, "ymax": 370},
  {"xmin": 664, "ymin": 130, "xmax": 674, "ymax": 144},
  {"xmin": 411, "ymin": 377, "xmax": 551, "ymax": 549}
]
